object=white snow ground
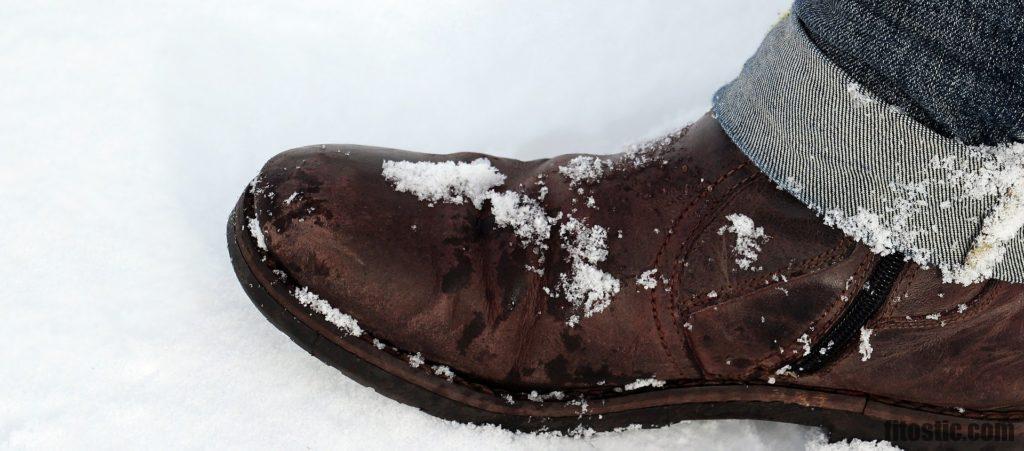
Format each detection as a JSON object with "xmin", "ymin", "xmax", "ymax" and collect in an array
[{"xmin": 0, "ymin": 1, "xmax": 896, "ymax": 449}]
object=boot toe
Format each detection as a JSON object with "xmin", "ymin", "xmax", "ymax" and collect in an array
[{"xmin": 245, "ymin": 144, "xmax": 496, "ymax": 356}]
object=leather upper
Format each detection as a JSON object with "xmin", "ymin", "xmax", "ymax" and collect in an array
[{"xmin": 247, "ymin": 113, "xmax": 1024, "ymax": 412}]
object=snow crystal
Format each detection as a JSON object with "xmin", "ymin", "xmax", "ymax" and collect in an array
[
  {"xmin": 621, "ymin": 146, "xmax": 655, "ymax": 168},
  {"xmin": 925, "ymin": 313, "xmax": 941, "ymax": 321},
  {"xmin": 566, "ymin": 425, "xmax": 598, "ymax": 439},
  {"xmin": 821, "ymin": 205, "xmax": 930, "ymax": 267},
  {"xmin": 717, "ymin": 213, "xmax": 769, "ymax": 270},
  {"xmin": 558, "ymin": 156, "xmax": 610, "ymax": 186},
  {"xmin": 620, "ymin": 130, "xmax": 680, "ymax": 169},
  {"xmin": 247, "ymin": 216, "xmax": 268, "ymax": 251},
  {"xmin": 957, "ymin": 303, "xmax": 969, "ymax": 314},
  {"xmin": 566, "ymin": 314, "xmax": 580, "ymax": 328},
  {"xmin": 567, "ymin": 397, "xmax": 589, "ymax": 414},
  {"xmin": 382, "ymin": 158, "xmax": 506, "ymax": 208},
  {"xmin": 248, "ymin": 176, "xmax": 265, "ymax": 195},
  {"xmin": 559, "ymin": 264, "xmax": 620, "ymax": 318},
  {"xmin": 818, "ymin": 340, "xmax": 834, "ymax": 355},
  {"xmin": 767, "ymin": 377, "xmax": 776, "ymax": 384},
  {"xmin": 489, "ymin": 190, "xmax": 558, "ymax": 248},
  {"xmin": 636, "ymin": 269, "xmax": 658, "ymax": 290},
  {"xmin": 292, "ymin": 287, "xmax": 363, "ymax": 336},
  {"xmin": 558, "ymin": 217, "xmax": 621, "ymax": 317},
  {"xmin": 932, "ymin": 143, "xmax": 1024, "ymax": 200},
  {"xmin": 706, "ymin": 290, "xmax": 718, "ymax": 298},
  {"xmin": 846, "ymin": 82, "xmax": 879, "ymax": 106},
  {"xmin": 623, "ymin": 377, "xmax": 666, "ymax": 391},
  {"xmin": 797, "ymin": 334, "xmax": 812, "ymax": 356},
  {"xmin": 778, "ymin": 175, "xmax": 804, "ymax": 194},
  {"xmin": 432, "ymin": 365, "xmax": 455, "ymax": 382},
  {"xmin": 372, "ymin": 338, "xmax": 386, "ymax": 350},
  {"xmin": 407, "ymin": 352, "xmax": 424, "ymax": 368},
  {"xmin": 807, "ymin": 438, "xmax": 901, "ymax": 451},
  {"xmin": 858, "ymin": 327, "xmax": 873, "ymax": 362},
  {"xmin": 526, "ymin": 390, "xmax": 565, "ymax": 402},
  {"xmin": 283, "ymin": 191, "xmax": 299, "ymax": 205}
]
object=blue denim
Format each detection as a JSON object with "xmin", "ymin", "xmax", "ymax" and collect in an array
[
  {"xmin": 712, "ymin": 13, "xmax": 1024, "ymax": 284},
  {"xmin": 795, "ymin": 0, "xmax": 1024, "ymax": 146}
]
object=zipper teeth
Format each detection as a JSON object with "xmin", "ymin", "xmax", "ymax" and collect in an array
[{"xmin": 793, "ymin": 253, "xmax": 905, "ymax": 374}]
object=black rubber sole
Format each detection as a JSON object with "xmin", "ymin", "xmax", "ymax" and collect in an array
[{"xmin": 227, "ymin": 193, "xmax": 1020, "ymax": 451}]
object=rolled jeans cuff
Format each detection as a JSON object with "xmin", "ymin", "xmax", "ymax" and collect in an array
[{"xmin": 712, "ymin": 12, "xmax": 1024, "ymax": 285}]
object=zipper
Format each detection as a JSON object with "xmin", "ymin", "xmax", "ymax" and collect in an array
[{"xmin": 792, "ymin": 253, "xmax": 905, "ymax": 374}]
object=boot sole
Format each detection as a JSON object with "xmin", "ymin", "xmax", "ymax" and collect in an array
[{"xmin": 227, "ymin": 190, "xmax": 1021, "ymax": 450}]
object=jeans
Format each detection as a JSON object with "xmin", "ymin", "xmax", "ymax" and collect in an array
[
  {"xmin": 712, "ymin": 7, "xmax": 1024, "ymax": 285},
  {"xmin": 795, "ymin": 0, "xmax": 1024, "ymax": 146}
]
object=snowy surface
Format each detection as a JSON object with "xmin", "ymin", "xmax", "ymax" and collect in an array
[{"xmin": 2, "ymin": 1, "xmax": 896, "ymax": 449}]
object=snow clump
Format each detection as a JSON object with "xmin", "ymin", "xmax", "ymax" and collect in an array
[
  {"xmin": 858, "ymin": 327, "xmax": 873, "ymax": 362},
  {"xmin": 489, "ymin": 190, "xmax": 560, "ymax": 248},
  {"xmin": 636, "ymin": 269, "xmax": 658, "ymax": 290},
  {"xmin": 558, "ymin": 156, "xmax": 611, "ymax": 187},
  {"xmin": 382, "ymin": 158, "xmax": 505, "ymax": 208},
  {"xmin": 558, "ymin": 217, "xmax": 621, "ymax": 319},
  {"xmin": 717, "ymin": 213, "xmax": 769, "ymax": 270},
  {"xmin": 292, "ymin": 287, "xmax": 363, "ymax": 336},
  {"xmin": 247, "ymin": 216, "xmax": 268, "ymax": 251},
  {"xmin": 623, "ymin": 378, "xmax": 666, "ymax": 391}
]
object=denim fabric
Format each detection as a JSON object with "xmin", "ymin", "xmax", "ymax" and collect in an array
[
  {"xmin": 712, "ymin": 13, "xmax": 1024, "ymax": 284},
  {"xmin": 795, "ymin": 0, "xmax": 1024, "ymax": 146}
]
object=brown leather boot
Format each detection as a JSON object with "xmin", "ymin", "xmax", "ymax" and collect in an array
[{"xmin": 228, "ymin": 113, "xmax": 1023, "ymax": 449}]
